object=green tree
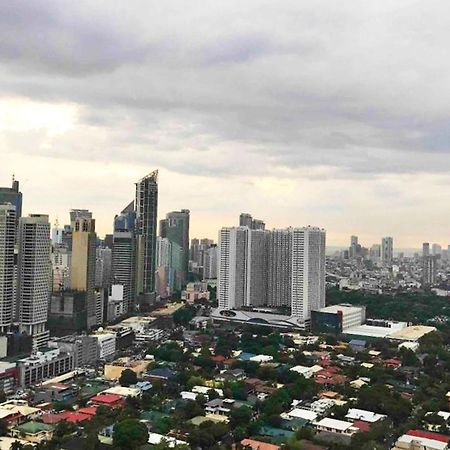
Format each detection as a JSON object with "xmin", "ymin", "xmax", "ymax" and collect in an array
[
  {"xmin": 113, "ymin": 419, "xmax": 149, "ymax": 450},
  {"xmin": 119, "ymin": 368, "xmax": 138, "ymax": 387}
]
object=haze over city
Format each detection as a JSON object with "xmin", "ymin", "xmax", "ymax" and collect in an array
[{"xmin": 2, "ymin": 1, "xmax": 450, "ymax": 246}]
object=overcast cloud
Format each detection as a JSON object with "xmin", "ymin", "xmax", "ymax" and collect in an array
[{"xmin": 1, "ymin": 0, "xmax": 450, "ymax": 247}]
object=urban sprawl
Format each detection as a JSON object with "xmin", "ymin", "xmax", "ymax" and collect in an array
[{"xmin": 0, "ymin": 172, "xmax": 450, "ymax": 450}]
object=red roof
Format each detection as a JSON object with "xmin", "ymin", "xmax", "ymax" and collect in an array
[
  {"xmin": 90, "ymin": 393, "xmax": 123, "ymax": 405},
  {"xmin": 77, "ymin": 406, "xmax": 98, "ymax": 416},
  {"xmin": 353, "ymin": 420, "xmax": 371, "ymax": 432},
  {"xmin": 241, "ymin": 438, "xmax": 280, "ymax": 450},
  {"xmin": 41, "ymin": 413, "xmax": 63, "ymax": 425},
  {"xmin": 211, "ymin": 355, "xmax": 226, "ymax": 362},
  {"xmin": 59, "ymin": 411, "xmax": 92, "ymax": 423},
  {"xmin": 407, "ymin": 430, "xmax": 450, "ymax": 443}
]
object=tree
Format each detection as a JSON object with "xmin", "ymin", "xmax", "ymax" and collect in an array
[
  {"xmin": 0, "ymin": 419, "xmax": 8, "ymax": 436},
  {"xmin": 113, "ymin": 419, "xmax": 149, "ymax": 450},
  {"xmin": 230, "ymin": 406, "xmax": 253, "ymax": 428},
  {"xmin": 119, "ymin": 368, "xmax": 138, "ymax": 387}
]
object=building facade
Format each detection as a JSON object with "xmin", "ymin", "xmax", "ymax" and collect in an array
[{"xmin": 17, "ymin": 214, "xmax": 51, "ymax": 349}]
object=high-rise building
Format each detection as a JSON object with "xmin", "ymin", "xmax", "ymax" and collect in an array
[
  {"xmin": 95, "ymin": 247, "xmax": 112, "ymax": 289},
  {"xmin": 135, "ymin": 170, "xmax": 158, "ymax": 296},
  {"xmin": 71, "ymin": 216, "xmax": 97, "ymax": 329},
  {"xmin": 432, "ymin": 243, "xmax": 442, "ymax": 256},
  {"xmin": 369, "ymin": 244, "xmax": 381, "ymax": 262},
  {"xmin": 112, "ymin": 201, "xmax": 136, "ymax": 313},
  {"xmin": 155, "ymin": 237, "xmax": 173, "ymax": 298},
  {"xmin": 267, "ymin": 229, "xmax": 291, "ymax": 307},
  {"xmin": 17, "ymin": 214, "xmax": 51, "ymax": 348},
  {"xmin": 203, "ymin": 245, "xmax": 218, "ymax": 280},
  {"xmin": 239, "ymin": 213, "xmax": 265, "ymax": 230},
  {"xmin": 381, "ymin": 237, "xmax": 393, "ymax": 264},
  {"xmin": 218, "ymin": 227, "xmax": 247, "ymax": 310},
  {"xmin": 422, "ymin": 255, "xmax": 437, "ymax": 286},
  {"xmin": 0, "ymin": 204, "xmax": 16, "ymax": 332},
  {"xmin": 218, "ymin": 224, "xmax": 326, "ymax": 324},
  {"xmin": 422, "ymin": 242, "xmax": 430, "ymax": 258},
  {"xmin": 0, "ymin": 178, "xmax": 22, "ymax": 223},
  {"xmin": 349, "ymin": 235, "xmax": 361, "ymax": 259},
  {"xmin": 290, "ymin": 227, "xmax": 326, "ymax": 321},
  {"xmin": 160, "ymin": 210, "xmax": 190, "ymax": 291}
]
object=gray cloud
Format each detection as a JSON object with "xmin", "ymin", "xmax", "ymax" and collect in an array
[{"xmin": 2, "ymin": 1, "xmax": 450, "ymax": 182}]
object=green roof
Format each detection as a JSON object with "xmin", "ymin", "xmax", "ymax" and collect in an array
[{"xmin": 16, "ymin": 421, "xmax": 55, "ymax": 433}]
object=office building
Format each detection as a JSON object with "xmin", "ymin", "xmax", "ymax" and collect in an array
[
  {"xmin": 112, "ymin": 202, "xmax": 136, "ymax": 312},
  {"xmin": 381, "ymin": 237, "xmax": 393, "ymax": 264},
  {"xmin": 51, "ymin": 245, "xmax": 71, "ymax": 291},
  {"xmin": 422, "ymin": 242, "xmax": 430, "ymax": 258},
  {"xmin": 71, "ymin": 216, "xmax": 97, "ymax": 329},
  {"xmin": 369, "ymin": 244, "xmax": 381, "ymax": 262},
  {"xmin": 155, "ymin": 237, "xmax": 173, "ymax": 298},
  {"xmin": 95, "ymin": 247, "xmax": 112, "ymax": 289},
  {"xmin": 349, "ymin": 235, "xmax": 361, "ymax": 259},
  {"xmin": 0, "ymin": 178, "xmax": 22, "ymax": 223},
  {"xmin": 17, "ymin": 214, "xmax": 51, "ymax": 349},
  {"xmin": 135, "ymin": 170, "xmax": 158, "ymax": 296},
  {"xmin": 160, "ymin": 210, "xmax": 190, "ymax": 291},
  {"xmin": 0, "ymin": 204, "xmax": 16, "ymax": 332}
]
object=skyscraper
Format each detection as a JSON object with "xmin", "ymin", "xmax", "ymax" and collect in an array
[
  {"xmin": 203, "ymin": 245, "xmax": 218, "ymax": 280},
  {"xmin": 432, "ymin": 243, "xmax": 442, "ymax": 256},
  {"xmin": 245, "ymin": 229, "xmax": 268, "ymax": 307},
  {"xmin": 0, "ymin": 204, "xmax": 16, "ymax": 332},
  {"xmin": 0, "ymin": 178, "xmax": 22, "ymax": 222},
  {"xmin": 17, "ymin": 214, "xmax": 51, "ymax": 348},
  {"xmin": 71, "ymin": 216, "xmax": 97, "ymax": 329},
  {"xmin": 381, "ymin": 237, "xmax": 393, "ymax": 264},
  {"xmin": 160, "ymin": 209, "xmax": 190, "ymax": 291},
  {"xmin": 422, "ymin": 242, "xmax": 430, "ymax": 257},
  {"xmin": 135, "ymin": 171, "xmax": 158, "ymax": 296}
]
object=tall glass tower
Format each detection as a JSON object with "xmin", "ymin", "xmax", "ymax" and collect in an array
[{"xmin": 135, "ymin": 171, "xmax": 158, "ymax": 295}]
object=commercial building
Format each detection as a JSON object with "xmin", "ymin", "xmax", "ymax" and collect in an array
[
  {"xmin": 71, "ymin": 215, "xmax": 97, "ymax": 329},
  {"xmin": 311, "ymin": 304, "xmax": 366, "ymax": 335},
  {"xmin": 0, "ymin": 178, "xmax": 22, "ymax": 222},
  {"xmin": 104, "ymin": 357, "xmax": 148, "ymax": 381},
  {"xmin": 48, "ymin": 335, "xmax": 98, "ymax": 367},
  {"xmin": 17, "ymin": 349, "xmax": 74, "ymax": 387},
  {"xmin": 160, "ymin": 209, "xmax": 190, "ymax": 291},
  {"xmin": 17, "ymin": 214, "xmax": 51, "ymax": 348},
  {"xmin": 135, "ymin": 170, "xmax": 158, "ymax": 296},
  {"xmin": 0, "ymin": 204, "xmax": 16, "ymax": 332},
  {"xmin": 112, "ymin": 201, "xmax": 136, "ymax": 312}
]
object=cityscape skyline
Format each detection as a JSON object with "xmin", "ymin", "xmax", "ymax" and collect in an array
[{"xmin": 2, "ymin": 173, "xmax": 448, "ymax": 251}]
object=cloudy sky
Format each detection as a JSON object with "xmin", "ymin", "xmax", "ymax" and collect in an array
[{"xmin": 1, "ymin": 1, "xmax": 450, "ymax": 248}]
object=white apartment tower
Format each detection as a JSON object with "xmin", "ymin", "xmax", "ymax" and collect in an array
[
  {"xmin": 0, "ymin": 204, "xmax": 16, "ymax": 331},
  {"xmin": 17, "ymin": 214, "xmax": 51, "ymax": 348},
  {"xmin": 218, "ymin": 223, "xmax": 326, "ymax": 325},
  {"xmin": 290, "ymin": 227, "xmax": 326, "ymax": 321}
]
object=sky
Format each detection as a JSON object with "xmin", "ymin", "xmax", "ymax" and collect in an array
[{"xmin": 1, "ymin": 1, "xmax": 450, "ymax": 248}]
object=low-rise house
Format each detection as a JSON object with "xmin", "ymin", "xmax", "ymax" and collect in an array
[
  {"xmin": 289, "ymin": 365, "xmax": 322, "ymax": 379},
  {"xmin": 101, "ymin": 386, "xmax": 141, "ymax": 398},
  {"xmin": 283, "ymin": 408, "xmax": 318, "ymax": 423},
  {"xmin": 204, "ymin": 398, "xmax": 237, "ymax": 416},
  {"xmin": 11, "ymin": 421, "xmax": 55, "ymax": 444},
  {"xmin": 392, "ymin": 430, "xmax": 450, "ymax": 450},
  {"xmin": 313, "ymin": 418, "xmax": 359, "ymax": 436},
  {"xmin": 241, "ymin": 438, "xmax": 280, "ymax": 450},
  {"xmin": 345, "ymin": 408, "xmax": 386, "ymax": 429},
  {"xmin": 89, "ymin": 393, "xmax": 125, "ymax": 409}
]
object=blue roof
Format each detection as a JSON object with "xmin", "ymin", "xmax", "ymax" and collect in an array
[
  {"xmin": 349, "ymin": 339, "xmax": 366, "ymax": 346},
  {"xmin": 148, "ymin": 368, "xmax": 177, "ymax": 378},
  {"xmin": 238, "ymin": 352, "xmax": 256, "ymax": 361}
]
